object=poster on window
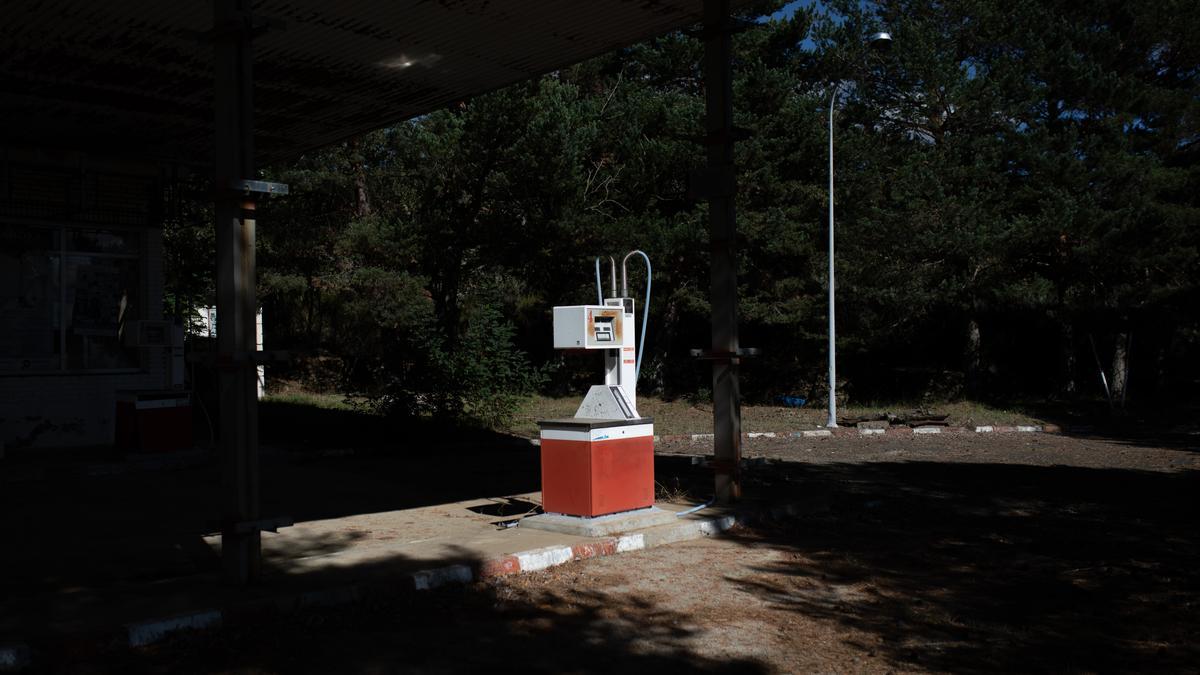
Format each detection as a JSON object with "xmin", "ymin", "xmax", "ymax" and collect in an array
[{"xmin": 71, "ymin": 264, "xmax": 125, "ymax": 336}]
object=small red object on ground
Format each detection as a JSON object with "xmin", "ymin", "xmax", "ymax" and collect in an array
[{"xmin": 115, "ymin": 390, "xmax": 193, "ymax": 453}]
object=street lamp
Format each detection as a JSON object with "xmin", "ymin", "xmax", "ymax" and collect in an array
[{"xmin": 826, "ymin": 30, "xmax": 892, "ymax": 428}]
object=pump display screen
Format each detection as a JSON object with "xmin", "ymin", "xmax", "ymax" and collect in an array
[{"xmin": 593, "ymin": 316, "xmax": 614, "ymax": 342}]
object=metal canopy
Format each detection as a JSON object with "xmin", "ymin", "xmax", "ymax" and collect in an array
[{"xmin": 2, "ymin": 0, "xmax": 753, "ymax": 165}]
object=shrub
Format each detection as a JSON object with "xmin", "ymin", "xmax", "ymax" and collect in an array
[{"xmin": 373, "ymin": 301, "xmax": 543, "ymax": 429}]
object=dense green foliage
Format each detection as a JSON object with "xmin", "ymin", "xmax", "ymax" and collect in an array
[
  {"xmin": 826, "ymin": 0, "xmax": 1200, "ymax": 402},
  {"xmin": 169, "ymin": 0, "xmax": 1200, "ymax": 425}
]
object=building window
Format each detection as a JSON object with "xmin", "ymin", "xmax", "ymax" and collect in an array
[{"xmin": 0, "ymin": 222, "xmax": 142, "ymax": 373}]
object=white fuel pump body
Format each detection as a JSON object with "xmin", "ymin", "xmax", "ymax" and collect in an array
[{"xmin": 550, "ymin": 301, "xmax": 638, "ymax": 417}]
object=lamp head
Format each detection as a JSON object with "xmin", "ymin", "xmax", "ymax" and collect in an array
[{"xmin": 867, "ymin": 31, "xmax": 893, "ymax": 51}]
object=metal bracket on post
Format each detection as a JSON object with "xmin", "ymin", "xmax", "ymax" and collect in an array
[
  {"xmin": 229, "ymin": 179, "xmax": 289, "ymax": 196},
  {"xmin": 690, "ymin": 347, "xmax": 760, "ymax": 363},
  {"xmin": 232, "ymin": 516, "xmax": 294, "ymax": 535},
  {"xmin": 705, "ymin": 458, "xmax": 740, "ymax": 477}
]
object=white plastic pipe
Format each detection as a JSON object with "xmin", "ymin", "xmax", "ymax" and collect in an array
[{"xmin": 621, "ymin": 250, "xmax": 652, "ymax": 380}]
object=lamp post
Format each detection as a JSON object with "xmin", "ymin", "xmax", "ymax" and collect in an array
[{"xmin": 826, "ymin": 31, "xmax": 892, "ymax": 429}]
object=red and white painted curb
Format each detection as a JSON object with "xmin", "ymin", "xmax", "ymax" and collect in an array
[
  {"xmin": 648, "ymin": 423, "xmax": 1055, "ymax": 444},
  {"xmin": 475, "ymin": 532, "xmax": 647, "ymax": 579},
  {"xmin": 518, "ymin": 424, "xmax": 1055, "ymax": 448}
]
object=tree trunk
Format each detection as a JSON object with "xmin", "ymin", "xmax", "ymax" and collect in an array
[
  {"xmin": 1153, "ymin": 328, "xmax": 1171, "ymax": 401},
  {"xmin": 431, "ymin": 259, "xmax": 462, "ymax": 350},
  {"xmin": 305, "ymin": 274, "xmax": 317, "ymax": 349},
  {"xmin": 1111, "ymin": 332, "xmax": 1130, "ymax": 408},
  {"xmin": 350, "ymin": 138, "xmax": 372, "ymax": 219},
  {"xmin": 1061, "ymin": 318, "xmax": 1077, "ymax": 395},
  {"xmin": 354, "ymin": 167, "xmax": 371, "ymax": 219},
  {"xmin": 965, "ymin": 316, "xmax": 982, "ymax": 397}
]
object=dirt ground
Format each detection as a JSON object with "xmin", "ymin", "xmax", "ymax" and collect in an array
[{"xmin": 47, "ymin": 431, "xmax": 1197, "ymax": 674}]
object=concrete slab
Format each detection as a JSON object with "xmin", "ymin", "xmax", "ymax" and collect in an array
[
  {"xmin": 204, "ymin": 493, "xmax": 601, "ymax": 577},
  {"xmin": 519, "ymin": 507, "xmax": 678, "ymax": 537}
]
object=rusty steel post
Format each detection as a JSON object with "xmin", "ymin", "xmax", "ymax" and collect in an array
[
  {"xmin": 703, "ymin": 0, "xmax": 742, "ymax": 503},
  {"xmin": 213, "ymin": 0, "xmax": 261, "ymax": 584}
]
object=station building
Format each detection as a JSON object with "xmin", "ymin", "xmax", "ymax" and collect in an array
[{"xmin": 1, "ymin": 153, "xmax": 174, "ymax": 449}]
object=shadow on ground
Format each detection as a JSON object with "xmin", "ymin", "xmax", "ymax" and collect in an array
[
  {"xmin": 5, "ymin": 397, "xmax": 1197, "ymax": 672},
  {"xmin": 992, "ymin": 396, "xmax": 1200, "ymax": 450},
  {"xmin": 0, "ymin": 398, "xmax": 711, "ymax": 637},
  {"xmin": 24, "ymin": 455, "xmax": 1196, "ymax": 674},
  {"xmin": 728, "ymin": 459, "xmax": 1200, "ymax": 672},
  {"xmin": 37, "ymin": 548, "xmax": 768, "ymax": 674}
]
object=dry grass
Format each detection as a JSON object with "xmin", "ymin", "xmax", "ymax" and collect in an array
[
  {"xmin": 261, "ymin": 391, "xmax": 359, "ymax": 411},
  {"xmin": 508, "ymin": 395, "xmax": 1044, "ymax": 437},
  {"xmin": 262, "ymin": 378, "xmax": 368, "ymax": 412},
  {"xmin": 261, "ymin": 383, "xmax": 1044, "ymax": 438}
]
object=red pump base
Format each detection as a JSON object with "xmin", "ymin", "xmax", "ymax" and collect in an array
[{"xmin": 538, "ymin": 418, "xmax": 654, "ymax": 517}]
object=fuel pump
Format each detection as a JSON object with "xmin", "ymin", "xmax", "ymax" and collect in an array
[{"xmin": 536, "ymin": 251, "xmax": 655, "ymax": 518}]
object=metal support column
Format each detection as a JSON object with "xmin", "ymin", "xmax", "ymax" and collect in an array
[
  {"xmin": 214, "ymin": 0, "xmax": 260, "ymax": 584},
  {"xmin": 703, "ymin": 0, "xmax": 742, "ymax": 503}
]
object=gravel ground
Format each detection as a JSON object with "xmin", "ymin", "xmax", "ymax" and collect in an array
[{"xmin": 49, "ymin": 432, "xmax": 1200, "ymax": 674}]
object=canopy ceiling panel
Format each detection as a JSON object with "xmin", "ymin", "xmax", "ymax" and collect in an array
[{"xmin": 1, "ymin": 0, "xmax": 754, "ymax": 165}]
